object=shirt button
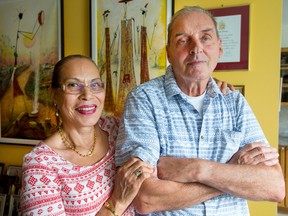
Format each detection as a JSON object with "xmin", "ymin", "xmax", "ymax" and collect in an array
[{"xmin": 201, "ymin": 135, "xmax": 204, "ymax": 139}]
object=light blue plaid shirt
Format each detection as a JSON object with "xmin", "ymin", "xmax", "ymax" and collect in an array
[{"xmin": 116, "ymin": 65, "xmax": 268, "ymax": 216}]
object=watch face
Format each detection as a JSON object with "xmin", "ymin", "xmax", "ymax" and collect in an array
[{"xmin": 38, "ymin": 10, "xmax": 45, "ymax": 25}]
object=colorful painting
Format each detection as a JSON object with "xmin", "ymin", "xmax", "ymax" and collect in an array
[
  {"xmin": 0, "ymin": 0, "xmax": 62, "ymax": 144},
  {"xmin": 91, "ymin": 0, "xmax": 172, "ymax": 117}
]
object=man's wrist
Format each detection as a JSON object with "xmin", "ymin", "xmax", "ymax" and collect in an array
[{"xmin": 192, "ymin": 158, "xmax": 210, "ymax": 183}]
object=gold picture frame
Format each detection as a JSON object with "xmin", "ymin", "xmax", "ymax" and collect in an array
[{"xmin": 234, "ymin": 85, "xmax": 245, "ymax": 96}]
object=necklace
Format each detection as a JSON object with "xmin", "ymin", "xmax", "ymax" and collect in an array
[{"xmin": 58, "ymin": 126, "xmax": 96, "ymax": 157}]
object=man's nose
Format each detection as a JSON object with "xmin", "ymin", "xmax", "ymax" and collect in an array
[{"xmin": 189, "ymin": 41, "xmax": 202, "ymax": 55}]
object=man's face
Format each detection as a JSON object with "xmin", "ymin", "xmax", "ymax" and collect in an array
[{"xmin": 166, "ymin": 11, "xmax": 223, "ymax": 84}]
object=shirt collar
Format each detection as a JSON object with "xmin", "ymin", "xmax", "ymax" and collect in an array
[{"xmin": 164, "ymin": 65, "xmax": 223, "ymax": 99}]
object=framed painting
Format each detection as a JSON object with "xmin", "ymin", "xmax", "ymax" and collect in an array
[
  {"xmin": 90, "ymin": 0, "xmax": 172, "ymax": 117},
  {"xmin": 0, "ymin": 0, "xmax": 63, "ymax": 145},
  {"xmin": 8, "ymin": 194, "xmax": 21, "ymax": 216},
  {"xmin": 235, "ymin": 85, "xmax": 245, "ymax": 96},
  {"xmin": 6, "ymin": 165, "xmax": 22, "ymax": 185},
  {"xmin": 0, "ymin": 194, "xmax": 6, "ymax": 216},
  {"xmin": 209, "ymin": 6, "xmax": 249, "ymax": 71},
  {"xmin": 0, "ymin": 163, "xmax": 4, "ymax": 176}
]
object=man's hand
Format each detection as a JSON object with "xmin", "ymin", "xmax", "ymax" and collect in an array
[{"xmin": 228, "ymin": 142, "xmax": 279, "ymax": 166}]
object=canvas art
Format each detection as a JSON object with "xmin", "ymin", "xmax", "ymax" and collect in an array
[
  {"xmin": 91, "ymin": 0, "xmax": 172, "ymax": 117},
  {"xmin": 0, "ymin": 0, "xmax": 62, "ymax": 144}
]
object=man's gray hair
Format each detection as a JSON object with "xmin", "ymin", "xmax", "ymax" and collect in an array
[{"xmin": 167, "ymin": 6, "xmax": 219, "ymax": 45}]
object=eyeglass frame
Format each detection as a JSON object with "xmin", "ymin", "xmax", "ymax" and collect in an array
[{"xmin": 58, "ymin": 78, "xmax": 105, "ymax": 95}]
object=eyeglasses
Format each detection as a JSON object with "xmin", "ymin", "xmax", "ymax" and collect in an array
[{"xmin": 60, "ymin": 79, "xmax": 105, "ymax": 94}]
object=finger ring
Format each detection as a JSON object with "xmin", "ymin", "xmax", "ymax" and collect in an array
[{"xmin": 134, "ymin": 168, "xmax": 142, "ymax": 177}]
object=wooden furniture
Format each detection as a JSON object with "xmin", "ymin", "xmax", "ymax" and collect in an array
[
  {"xmin": 0, "ymin": 175, "xmax": 18, "ymax": 216},
  {"xmin": 280, "ymin": 48, "xmax": 288, "ymax": 106},
  {"xmin": 279, "ymin": 48, "xmax": 288, "ymax": 210},
  {"xmin": 278, "ymin": 145, "xmax": 287, "ymax": 209}
]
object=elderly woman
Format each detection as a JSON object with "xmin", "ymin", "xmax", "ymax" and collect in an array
[{"xmin": 20, "ymin": 55, "xmax": 153, "ymax": 215}]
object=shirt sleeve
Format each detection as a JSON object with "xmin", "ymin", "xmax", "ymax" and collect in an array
[
  {"xmin": 21, "ymin": 149, "xmax": 66, "ymax": 215},
  {"xmin": 115, "ymin": 90, "xmax": 160, "ymax": 167},
  {"xmin": 232, "ymin": 92, "xmax": 269, "ymax": 147}
]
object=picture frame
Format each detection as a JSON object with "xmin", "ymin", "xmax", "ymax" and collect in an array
[
  {"xmin": 0, "ymin": 163, "xmax": 4, "ymax": 176},
  {"xmin": 8, "ymin": 194, "xmax": 21, "ymax": 216},
  {"xmin": 0, "ymin": 0, "xmax": 63, "ymax": 145},
  {"xmin": 234, "ymin": 85, "xmax": 245, "ymax": 96},
  {"xmin": 208, "ymin": 5, "xmax": 249, "ymax": 71},
  {"xmin": 90, "ymin": 0, "xmax": 172, "ymax": 116},
  {"xmin": 0, "ymin": 193, "xmax": 6, "ymax": 216},
  {"xmin": 6, "ymin": 166, "xmax": 22, "ymax": 185}
]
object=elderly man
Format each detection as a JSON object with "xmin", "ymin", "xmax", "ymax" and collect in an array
[{"xmin": 116, "ymin": 6, "xmax": 285, "ymax": 216}]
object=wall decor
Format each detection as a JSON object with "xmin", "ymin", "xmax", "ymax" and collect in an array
[
  {"xmin": 90, "ymin": 0, "xmax": 172, "ymax": 117},
  {"xmin": 209, "ymin": 5, "xmax": 249, "ymax": 71},
  {"xmin": 0, "ymin": 163, "xmax": 4, "ymax": 176},
  {"xmin": 8, "ymin": 194, "xmax": 21, "ymax": 216},
  {"xmin": 6, "ymin": 165, "xmax": 22, "ymax": 185},
  {"xmin": 0, "ymin": 0, "xmax": 63, "ymax": 145},
  {"xmin": 234, "ymin": 85, "xmax": 245, "ymax": 96},
  {"xmin": 0, "ymin": 194, "xmax": 6, "ymax": 216}
]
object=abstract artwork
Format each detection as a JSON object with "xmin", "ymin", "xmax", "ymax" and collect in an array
[{"xmin": 0, "ymin": 0, "xmax": 62, "ymax": 144}]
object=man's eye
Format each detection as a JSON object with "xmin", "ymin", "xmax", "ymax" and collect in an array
[
  {"xmin": 202, "ymin": 35, "xmax": 212, "ymax": 41},
  {"xmin": 179, "ymin": 39, "xmax": 188, "ymax": 44},
  {"xmin": 178, "ymin": 38, "xmax": 191, "ymax": 45}
]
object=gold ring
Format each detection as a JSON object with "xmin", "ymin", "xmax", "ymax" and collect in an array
[{"xmin": 134, "ymin": 168, "xmax": 142, "ymax": 177}]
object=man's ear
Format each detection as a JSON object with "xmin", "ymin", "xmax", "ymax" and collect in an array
[{"xmin": 166, "ymin": 45, "xmax": 171, "ymax": 62}]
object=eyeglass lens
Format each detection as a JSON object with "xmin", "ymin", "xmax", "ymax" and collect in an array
[{"xmin": 62, "ymin": 79, "xmax": 105, "ymax": 94}]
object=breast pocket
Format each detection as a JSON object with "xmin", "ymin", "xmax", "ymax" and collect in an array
[{"xmin": 213, "ymin": 129, "xmax": 244, "ymax": 162}]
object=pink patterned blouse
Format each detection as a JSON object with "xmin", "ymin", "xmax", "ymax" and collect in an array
[{"xmin": 20, "ymin": 116, "xmax": 134, "ymax": 215}]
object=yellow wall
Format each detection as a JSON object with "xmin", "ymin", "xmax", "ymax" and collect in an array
[
  {"xmin": 174, "ymin": 0, "xmax": 282, "ymax": 215},
  {"xmin": 0, "ymin": 0, "xmax": 282, "ymax": 215},
  {"xmin": 63, "ymin": 0, "xmax": 90, "ymax": 56}
]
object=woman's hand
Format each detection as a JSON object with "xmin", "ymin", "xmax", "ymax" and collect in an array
[
  {"xmin": 108, "ymin": 157, "xmax": 154, "ymax": 215},
  {"xmin": 213, "ymin": 77, "xmax": 235, "ymax": 94}
]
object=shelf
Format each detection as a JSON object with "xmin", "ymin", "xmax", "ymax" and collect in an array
[{"xmin": 279, "ymin": 136, "xmax": 288, "ymax": 146}]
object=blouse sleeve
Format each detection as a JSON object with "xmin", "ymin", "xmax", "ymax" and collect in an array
[{"xmin": 20, "ymin": 145, "xmax": 66, "ymax": 215}]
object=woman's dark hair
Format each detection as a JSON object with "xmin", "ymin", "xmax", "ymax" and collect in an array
[{"xmin": 51, "ymin": 54, "xmax": 98, "ymax": 89}]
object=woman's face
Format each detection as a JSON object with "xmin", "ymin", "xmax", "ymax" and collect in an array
[{"xmin": 54, "ymin": 58, "xmax": 105, "ymax": 128}]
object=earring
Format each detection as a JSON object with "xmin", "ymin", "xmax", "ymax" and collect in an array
[
  {"xmin": 54, "ymin": 103, "xmax": 61, "ymax": 126},
  {"xmin": 54, "ymin": 103, "xmax": 59, "ymax": 117}
]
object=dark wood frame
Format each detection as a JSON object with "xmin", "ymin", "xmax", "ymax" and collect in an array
[{"xmin": 209, "ymin": 5, "xmax": 250, "ymax": 71}]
